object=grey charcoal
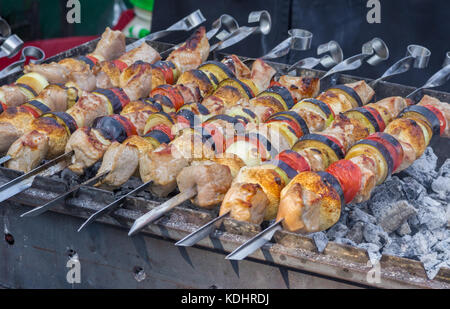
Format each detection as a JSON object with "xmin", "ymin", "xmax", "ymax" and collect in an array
[
  {"xmin": 363, "ymin": 223, "xmax": 391, "ymax": 248},
  {"xmin": 431, "ymin": 176, "xmax": 450, "ymax": 201},
  {"xmin": 312, "ymin": 232, "xmax": 329, "ymax": 253},
  {"xmin": 377, "ymin": 200, "xmax": 417, "ymax": 234},
  {"xmin": 369, "ymin": 177, "xmax": 405, "ymax": 218},
  {"xmin": 334, "ymin": 237, "xmax": 357, "ymax": 247},
  {"xmin": 402, "ymin": 176, "xmax": 426, "ymax": 202},
  {"xmin": 438, "ymin": 158, "xmax": 450, "ymax": 178},
  {"xmin": 419, "ymin": 252, "xmax": 442, "ymax": 280},
  {"xmin": 383, "ymin": 235, "xmax": 414, "ymax": 258},
  {"xmin": 348, "ymin": 208, "xmax": 377, "ymax": 225},
  {"xmin": 396, "ymin": 221, "xmax": 412, "ymax": 236},
  {"xmin": 326, "ymin": 223, "xmax": 348, "ymax": 240},
  {"xmin": 347, "ymin": 222, "xmax": 365, "ymax": 244},
  {"xmin": 417, "ymin": 196, "xmax": 447, "ymax": 231},
  {"xmin": 402, "ymin": 147, "xmax": 438, "ymax": 187}
]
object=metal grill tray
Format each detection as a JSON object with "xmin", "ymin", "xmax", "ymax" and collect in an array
[{"xmin": 0, "ymin": 38, "xmax": 449, "ymax": 289}]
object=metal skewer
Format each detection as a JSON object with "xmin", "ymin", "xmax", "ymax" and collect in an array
[
  {"xmin": 226, "ymin": 220, "xmax": 283, "ymax": 260},
  {"xmin": 175, "ymin": 212, "xmax": 230, "ymax": 247},
  {"xmin": 20, "ymin": 170, "xmax": 110, "ymax": 218},
  {"xmin": 223, "ymin": 57, "xmax": 450, "ymax": 262},
  {"xmin": 128, "ymin": 38, "xmax": 389, "ymax": 238},
  {"xmin": 128, "ymin": 187, "xmax": 197, "ymax": 236},
  {"xmin": 258, "ymin": 29, "xmax": 313, "ymax": 61},
  {"xmin": 125, "ymin": 10, "xmax": 206, "ymax": 52},
  {"xmin": 286, "ymin": 40, "xmax": 344, "ymax": 72},
  {"xmin": 320, "ymin": 38, "xmax": 389, "ymax": 81},
  {"xmin": 160, "ymin": 14, "xmax": 240, "ymax": 58},
  {"xmin": 0, "ymin": 45, "xmax": 46, "ymax": 79},
  {"xmin": 210, "ymin": 10, "xmax": 272, "ymax": 52},
  {"xmin": 370, "ymin": 44, "xmax": 430, "ymax": 88},
  {"xmin": 406, "ymin": 51, "xmax": 450, "ymax": 101},
  {"xmin": 77, "ymin": 180, "xmax": 153, "ymax": 232},
  {"xmin": 0, "ymin": 151, "xmax": 73, "ymax": 203}
]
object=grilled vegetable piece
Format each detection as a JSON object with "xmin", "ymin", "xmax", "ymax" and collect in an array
[
  {"xmin": 326, "ymin": 160, "xmax": 362, "ymax": 204},
  {"xmin": 418, "ymin": 95, "xmax": 450, "ymax": 137}
]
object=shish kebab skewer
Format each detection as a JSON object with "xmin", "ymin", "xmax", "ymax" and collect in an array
[
  {"xmin": 25, "ymin": 57, "xmax": 287, "ymax": 219},
  {"xmin": 125, "ymin": 39, "xmax": 391, "ymax": 236},
  {"xmin": 174, "ymin": 45, "xmax": 432, "ymax": 246},
  {"xmin": 0, "ymin": 35, "xmax": 163, "ymax": 155},
  {"xmin": 222, "ymin": 54, "xmax": 450, "ymax": 260},
  {"xmin": 0, "ymin": 13, "xmax": 242, "ymax": 157},
  {"xmin": 0, "ymin": 26, "xmax": 216, "ymax": 202},
  {"xmin": 0, "ymin": 20, "xmax": 268, "ymax": 204},
  {"xmin": 76, "ymin": 39, "xmax": 364, "ymax": 229},
  {"xmin": 0, "ymin": 28, "xmax": 125, "ymax": 109},
  {"xmin": 226, "ymin": 94, "xmax": 450, "ymax": 261}
]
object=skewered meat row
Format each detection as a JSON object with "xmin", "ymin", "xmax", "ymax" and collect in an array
[
  {"xmin": 70, "ymin": 58, "xmax": 283, "ymax": 178},
  {"xmin": 2, "ymin": 25, "xmax": 214, "ymax": 170},
  {"xmin": 277, "ymin": 96, "xmax": 449, "ymax": 234},
  {"xmin": 95, "ymin": 60, "xmax": 323, "ymax": 193},
  {"xmin": 176, "ymin": 82, "xmax": 377, "ymax": 215},
  {"xmin": 3, "ymin": 28, "xmax": 212, "ymax": 173},
  {"xmin": 24, "ymin": 27, "xmax": 127, "ymax": 90},
  {"xmin": 0, "ymin": 27, "xmax": 126, "ymax": 110},
  {"xmin": 220, "ymin": 96, "xmax": 410, "ymax": 225}
]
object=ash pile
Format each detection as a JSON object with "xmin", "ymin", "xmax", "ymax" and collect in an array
[{"xmin": 312, "ymin": 147, "xmax": 449, "ymax": 280}]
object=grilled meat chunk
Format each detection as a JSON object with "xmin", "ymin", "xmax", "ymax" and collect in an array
[
  {"xmin": 278, "ymin": 76, "xmax": 320, "ymax": 102},
  {"xmin": 220, "ymin": 182, "xmax": 269, "ymax": 225},
  {"xmin": 0, "ymin": 85, "xmax": 29, "ymax": 107},
  {"xmin": 167, "ymin": 27, "xmax": 210, "ymax": 73},
  {"xmin": 91, "ymin": 27, "xmax": 126, "ymax": 61},
  {"xmin": 66, "ymin": 127, "xmax": 111, "ymax": 175},
  {"xmin": 277, "ymin": 171, "xmax": 341, "ymax": 233},
  {"xmin": 177, "ymin": 162, "xmax": 233, "ymax": 208},
  {"xmin": 97, "ymin": 136, "xmax": 155, "ymax": 188},
  {"xmin": 221, "ymin": 55, "xmax": 251, "ymax": 79},
  {"xmin": 250, "ymin": 59, "xmax": 277, "ymax": 93}
]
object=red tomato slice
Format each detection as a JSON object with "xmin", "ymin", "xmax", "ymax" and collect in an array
[
  {"xmin": 112, "ymin": 59, "xmax": 128, "ymax": 72},
  {"xmin": 326, "ymin": 160, "xmax": 362, "ymax": 204},
  {"xmin": 150, "ymin": 124, "xmax": 175, "ymax": 141},
  {"xmin": 276, "ymin": 150, "xmax": 311, "ymax": 173},
  {"xmin": 366, "ymin": 132, "xmax": 404, "ymax": 172},
  {"xmin": 110, "ymin": 115, "xmax": 138, "ymax": 137},
  {"xmin": 423, "ymin": 104, "xmax": 447, "ymax": 136}
]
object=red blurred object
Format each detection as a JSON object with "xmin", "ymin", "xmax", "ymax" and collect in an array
[{"xmin": 0, "ymin": 9, "xmax": 135, "ymax": 71}]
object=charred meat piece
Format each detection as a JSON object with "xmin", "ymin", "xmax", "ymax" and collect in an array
[
  {"xmin": 177, "ymin": 162, "xmax": 233, "ymax": 208},
  {"xmin": 91, "ymin": 27, "xmax": 126, "ymax": 61},
  {"xmin": 221, "ymin": 55, "xmax": 251, "ymax": 79},
  {"xmin": 278, "ymin": 76, "xmax": 320, "ymax": 102},
  {"xmin": 277, "ymin": 171, "xmax": 341, "ymax": 233},
  {"xmin": 220, "ymin": 182, "xmax": 269, "ymax": 225},
  {"xmin": 66, "ymin": 127, "xmax": 111, "ymax": 175},
  {"xmin": 97, "ymin": 136, "xmax": 155, "ymax": 188},
  {"xmin": 250, "ymin": 59, "xmax": 277, "ymax": 93},
  {"xmin": 167, "ymin": 27, "xmax": 210, "ymax": 73}
]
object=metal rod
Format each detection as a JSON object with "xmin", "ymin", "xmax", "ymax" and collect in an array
[
  {"xmin": 175, "ymin": 211, "xmax": 230, "ymax": 247},
  {"xmin": 320, "ymin": 37, "xmax": 389, "ymax": 80},
  {"xmin": 370, "ymin": 44, "xmax": 430, "ymax": 88},
  {"xmin": 0, "ymin": 151, "xmax": 73, "ymax": 203},
  {"xmin": 0, "ymin": 155, "xmax": 11, "ymax": 165},
  {"xmin": 77, "ymin": 180, "xmax": 153, "ymax": 232},
  {"xmin": 126, "ymin": 10, "xmax": 206, "ymax": 52},
  {"xmin": 225, "ymin": 220, "xmax": 283, "ymax": 261},
  {"xmin": 128, "ymin": 187, "xmax": 197, "ymax": 236},
  {"xmin": 20, "ymin": 171, "xmax": 110, "ymax": 218}
]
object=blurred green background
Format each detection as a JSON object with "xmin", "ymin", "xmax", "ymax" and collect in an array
[{"xmin": 0, "ymin": 0, "xmax": 134, "ymax": 40}]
